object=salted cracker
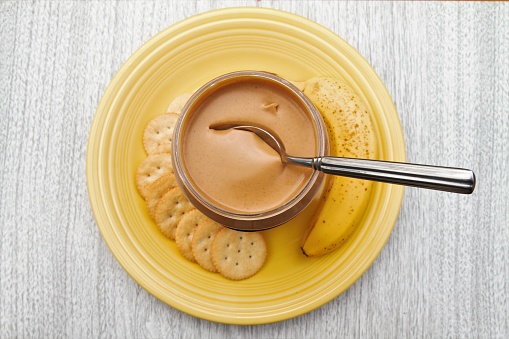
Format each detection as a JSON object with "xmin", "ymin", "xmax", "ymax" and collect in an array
[
  {"xmin": 154, "ymin": 187, "xmax": 195, "ymax": 240},
  {"xmin": 166, "ymin": 92, "xmax": 192, "ymax": 114},
  {"xmin": 211, "ymin": 229, "xmax": 267, "ymax": 280},
  {"xmin": 145, "ymin": 173, "xmax": 179, "ymax": 220},
  {"xmin": 175, "ymin": 209, "xmax": 209, "ymax": 263},
  {"xmin": 143, "ymin": 113, "xmax": 180, "ymax": 155},
  {"xmin": 191, "ymin": 219, "xmax": 225, "ymax": 273},
  {"xmin": 135, "ymin": 153, "xmax": 173, "ymax": 200},
  {"xmin": 289, "ymin": 80, "xmax": 306, "ymax": 92}
]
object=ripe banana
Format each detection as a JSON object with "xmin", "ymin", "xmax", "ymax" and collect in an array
[{"xmin": 301, "ymin": 76, "xmax": 378, "ymax": 257}]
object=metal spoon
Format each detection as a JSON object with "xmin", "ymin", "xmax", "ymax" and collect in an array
[{"xmin": 210, "ymin": 123, "xmax": 476, "ymax": 194}]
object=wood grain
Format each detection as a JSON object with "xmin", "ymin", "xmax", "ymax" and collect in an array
[{"xmin": 1, "ymin": 1, "xmax": 508, "ymax": 337}]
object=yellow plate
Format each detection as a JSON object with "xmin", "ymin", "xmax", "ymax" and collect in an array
[{"xmin": 87, "ymin": 7, "xmax": 405, "ymax": 324}]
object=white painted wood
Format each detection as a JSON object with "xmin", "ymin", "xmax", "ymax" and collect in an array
[{"xmin": 1, "ymin": 1, "xmax": 507, "ymax": 337}]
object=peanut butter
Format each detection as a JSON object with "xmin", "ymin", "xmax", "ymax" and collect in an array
[{"xmin": 181, "ymin": 77, "xmax": 318, "ymax": 214}]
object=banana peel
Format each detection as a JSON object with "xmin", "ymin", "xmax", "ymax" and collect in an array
[{"xmin": 300, "ymin": 77, "xmax": 378, "ymax": 257}]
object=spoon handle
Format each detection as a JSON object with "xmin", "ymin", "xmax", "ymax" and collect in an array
[{"xmin": 289, "ymin": 156, "xmax": 476, "ymax": 194}]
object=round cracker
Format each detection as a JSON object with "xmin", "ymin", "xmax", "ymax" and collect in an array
[
  {"xmin": 145, "ymin": 173, "xmax": 179, "ymax": 220},
  {"xmin": 166, "ymin": 92, "xmax": 192, "ymax": 113},
  {"xmin": 191, "ymin": 219, "xmax": 225, "ymax": 273},
  {"xmin": 175, "ymin": 209, "xmax": 208, "ymax": 263},
  {"xmin": 135, "ymin": 153, "xmax": 173, "ymax": 200},
  {"xmin": 289, "ymin": 80, "xmax": 306, "ymax": 91},
  {"xmin": 211, "ymin": 229, "xmax": 267, "ymax": 280},
  {"xmin": 154, "ymin": 187, "xmax": 195, "ymax": 240},
  {"xmin": 143, "ymin": 113, "xmax": 180, "ymax": 155}
]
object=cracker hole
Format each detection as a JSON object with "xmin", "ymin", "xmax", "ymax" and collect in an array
[
  {"xmin": 237, "ymin": 250, "xmax": 241, "ymax": 253},
  {"xmin": 156, "ymin": 131, "xmax": 160, "ymax": 134},
  {"xmin": 224, "ymin": 256, "xmax": 228, "ymax": 260},
  {"xmin": 240, "ymin": 236, "xmax": 243, "ymax": 240},
  {"xmin": 249, "ymin": 255, "xmax": 252, "ymax": 259},
  {"xmin": 250, "ymin": 242, "xmax": 254, "ymax": 245},
  {"xmin": 235, "ymin": 262, "xmax": 239, "ymax": 266},
  {"xmin": 204, "ymin": 248, "xmax": 208, "ymax": 252},
  {"xmin": 226, "ymin": 244, "xmax": 230, "ymax": 247}
]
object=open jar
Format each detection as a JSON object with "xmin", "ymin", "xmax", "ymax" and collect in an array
[{"xmin": 172, "ymin": 71, "xmax": 329, "ymax": 231}]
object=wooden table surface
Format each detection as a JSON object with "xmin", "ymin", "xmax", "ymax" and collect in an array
[{"xmin": 1, "ymin": 1, "xmax": 508, "ymax": 338}]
